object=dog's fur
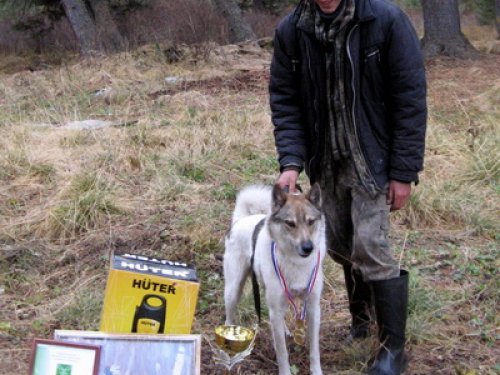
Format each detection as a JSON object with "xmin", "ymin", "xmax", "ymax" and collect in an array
[{"xmin": 224, "ymin": 184, "xmax": 326, "ymax": 375}]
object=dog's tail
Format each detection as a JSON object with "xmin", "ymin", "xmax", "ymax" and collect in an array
[{"xmin": 232, "ymin": 185, "xmax": 272, "ymax": 224}]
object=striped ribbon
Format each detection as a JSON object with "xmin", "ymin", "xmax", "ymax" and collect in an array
[{"xmin": 271, "ymin": 242, "xmax": 320, "ymax": 321}]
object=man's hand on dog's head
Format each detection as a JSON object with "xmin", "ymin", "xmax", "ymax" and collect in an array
[{"xmin": 277, "ymin": 169, "xmax": 299, "ymax": 193}]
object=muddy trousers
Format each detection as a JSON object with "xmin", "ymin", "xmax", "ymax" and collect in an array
[
  {"xmin": 319, "ymin": 157, "xmax": 399, "ymax": 280},
  {"xmin": 320, "ymin": 155, "xmax": 400, "ymax": 328},
  {"xmin": 319, "ymin": 157, "xmax": 408, "ymax": 373}
]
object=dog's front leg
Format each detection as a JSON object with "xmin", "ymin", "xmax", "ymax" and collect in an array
[
  {"xmin": 307, "ymin": 291, "xmax": 323, "ymax": 375},
  {"xmin": 269, "ymin": 304, "xmax": 292, "ymax": 375}
]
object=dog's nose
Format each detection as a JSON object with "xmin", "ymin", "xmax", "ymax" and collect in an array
[{"xmin": 300, "ymin": 240, "xmax": 314, "ymax": 256}]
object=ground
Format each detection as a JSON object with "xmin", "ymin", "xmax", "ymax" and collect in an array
[{"xmin": 0, "ymin": 45, "xmax": 498, "ymax": 374}]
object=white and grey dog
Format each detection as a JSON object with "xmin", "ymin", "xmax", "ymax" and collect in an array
[{"xmin": 223, "ymin": 184, "xmax": 326, "ymax": 375}]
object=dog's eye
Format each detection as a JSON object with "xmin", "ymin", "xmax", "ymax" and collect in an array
[
  {"xmin": 284, "ymin": 220, "xmax": 296, "ymax": 228},
  {"xmin": 307, "ymin": 218, "xmax": 316, "ymax": 226}
]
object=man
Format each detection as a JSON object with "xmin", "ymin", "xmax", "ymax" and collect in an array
[{"xmin": 269, "ymin": 0, "xmax": 427, "ymax": 374}]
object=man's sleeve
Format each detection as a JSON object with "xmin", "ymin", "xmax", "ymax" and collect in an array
[
  {"xmin": 269, "ymin": 20, "xmax": 307, "ymax": 172},
  {"xmin": 385, "ymin": 9, "xmax": 427, "ymax": 184}
]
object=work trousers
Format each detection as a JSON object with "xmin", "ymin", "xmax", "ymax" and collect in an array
[{"xmin": 319, "ymin": 156, "xmax": 400, "ymax": 282}]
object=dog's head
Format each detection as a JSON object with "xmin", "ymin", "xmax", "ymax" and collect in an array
[{"xmin": 268, "ymin": 183, "xmax": 323, "ymax": 258}]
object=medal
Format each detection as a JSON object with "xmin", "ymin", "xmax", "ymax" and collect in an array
[
  {"xmin": 271, "ymin": 243, "xmax": 320, "ymax": 348},
  {"xmin": 293, "ymin": 319, "xmax": 306, "ymax": 346}
]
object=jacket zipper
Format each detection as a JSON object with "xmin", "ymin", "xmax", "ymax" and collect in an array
[
  {"xmin": 306, "ymin": 42, "xmax": 319, "ymax": 177},
  {"xmin": 365, "ymin": 49, "xmax": 381, "ymax": 62},
  {"xmin": 346, "ymin": 23, "xmax": 379, "ymax": 195}
]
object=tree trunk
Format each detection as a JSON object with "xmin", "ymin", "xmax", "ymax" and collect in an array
[
  {"xmin": 213, "ymin": 0, "xmax": 255, "ymax": 43},
  {"xmin": 91, "ymin": 0, "xmax": 126, "ymax": 52},
  {"xmin": 421, "ymin": 0, "xmax": 478, "ymax": 58},
  {"xmin": 61, "ymin": 0, "xmax": 100, "ymax": 55},
  {"xmin": 495, "ymin": 0, "xmax": 500, "ymax": 39},
  {"xmin": 62, "ymin": 0, "xmax": 125, "ymax": 56}
]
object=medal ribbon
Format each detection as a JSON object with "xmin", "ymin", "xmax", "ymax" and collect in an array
[{"xmin": 271, "ymin": 242, "xmax": 320, "ymax": 321}]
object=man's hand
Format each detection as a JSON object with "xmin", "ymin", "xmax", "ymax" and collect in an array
[
  {"xmin": 387, "ymin": 180, "xmax": 412, "ymax": 211},
  {"xmin": 277, "ymin": 169, "xmax": 299, "ymax": 192}
]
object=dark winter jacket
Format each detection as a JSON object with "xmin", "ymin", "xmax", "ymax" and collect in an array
[{"xmin": 269, "ymin": 0, "xmax": 427, "ymax": 195}]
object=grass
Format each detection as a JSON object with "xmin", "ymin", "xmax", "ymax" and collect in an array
[
  {"xmin": 37, "ymin": 171, "xmax": 123, "ymax": 239},
  {"xmin": 400, "ymin": 60, "xmax": 500, "ymax": 238},
  {"xmin": 0, "ymin": 26, "xmax": 499, "ymax": 375}
]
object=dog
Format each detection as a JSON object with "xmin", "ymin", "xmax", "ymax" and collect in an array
[{"xmin": 223, "ymin": 183, "xmax": 326, "ymax": 375}]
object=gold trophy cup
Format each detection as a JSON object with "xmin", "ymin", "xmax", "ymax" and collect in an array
[{"xmin": 211, "ymin": 325, "xmax": 257, "ymax": 374}]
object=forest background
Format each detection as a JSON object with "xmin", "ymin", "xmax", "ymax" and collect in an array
[{"xmin": 0, "ymin": 0, "xmax": 499, "ymax": 57}]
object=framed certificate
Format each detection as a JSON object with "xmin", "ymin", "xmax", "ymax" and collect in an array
[
  {"xmin": 28, "ymin": 338, "xmax": 100, "ymax": 375},
  {"xmin": 54, "ymin": 330, "xmax": 201, "ymax": 375}
]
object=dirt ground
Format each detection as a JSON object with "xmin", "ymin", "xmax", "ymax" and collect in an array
[{"xmin": 0, "ymin": 51, "xmax": 498, "ymax": 374}]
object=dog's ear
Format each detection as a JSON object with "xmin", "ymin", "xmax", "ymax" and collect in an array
[
  {"xmin": 272, "ymin": 184, "xmax": 287, "ymax": 211},
  {"xmin": 307, "ymin": 183, "xmax": 322, "ymax": 209}
]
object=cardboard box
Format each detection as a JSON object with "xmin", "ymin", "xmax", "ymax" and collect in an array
[{"xmin": 100, "ymin": 253, "xmax": 199, "ymax": 334}]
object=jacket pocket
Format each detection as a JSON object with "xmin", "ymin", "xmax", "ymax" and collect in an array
[
  {"xmin": 362, "ymin": 45, "xmax": 384, "ymax": 104},
  {"xmin": 364, "ymin": 48, "xmax": 380, "ymax": 63}
]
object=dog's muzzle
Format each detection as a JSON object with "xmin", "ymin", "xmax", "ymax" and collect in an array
[{"xmin": 300, "ymin": 240, "xmax": 314, "ymax": 257}]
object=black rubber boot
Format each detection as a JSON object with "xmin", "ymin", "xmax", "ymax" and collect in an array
[
  {"xmin": 367, "ymin": 270, "xmax": 409, "ymax": 375},
  {"xmin": 343, "ymin": 264, "xmax": 372, "ymax": 341}
]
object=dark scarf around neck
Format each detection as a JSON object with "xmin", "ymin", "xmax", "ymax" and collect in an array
[{"xmin": 300, "ymin": 0, "xmax": 356, "ymax": 161}]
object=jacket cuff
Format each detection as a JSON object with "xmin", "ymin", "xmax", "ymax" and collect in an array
[
  {"xmin": 389, "ymin": 169, "xmax": 420, "ymax": 185},
  {"xmin": 280, "ymin": 163, "xmax": 303, "ymax": 173},
  {"xmin": 283, "ymin": 165, "xmax": 301, "ymax": 172}
]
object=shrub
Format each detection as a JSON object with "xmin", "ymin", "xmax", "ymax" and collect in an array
[{"xmin": 474, "ymin": 0, "xmax": 495, "ymax": 25}]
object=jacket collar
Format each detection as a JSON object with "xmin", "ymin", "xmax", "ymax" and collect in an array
[
  {"xmin": 354, "ymin": 0, "xmax": 375, "ymax": 22},
  {"xmin": 295, "ymin": 0, "xmax": 314, "ymax": 35}
]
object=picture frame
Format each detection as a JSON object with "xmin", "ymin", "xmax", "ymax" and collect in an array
[
  {"xmin": 54, "ymin": 330, "xmax": 201, "ymax": 375},
  {"xmin": 28, "ymin": 338, "xmax": 101, "ymax": 375}
]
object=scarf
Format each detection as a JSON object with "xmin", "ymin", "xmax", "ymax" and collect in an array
[{"xmin": 301, "ymin": 0, "xmax": 356, "ymax": 160}]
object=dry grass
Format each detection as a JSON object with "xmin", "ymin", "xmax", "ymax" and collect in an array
[
  {"xmin": 401, "ymin": 57, "xmax": 500, "ymax": 238},
  {"xmin": 0, "ymin": 24, "xmax": 499, "ymax": 375}
]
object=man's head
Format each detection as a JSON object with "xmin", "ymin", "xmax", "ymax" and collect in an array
[{"xmin": 314, "ymin": 0, "xmax": 343, "ymax": 13}]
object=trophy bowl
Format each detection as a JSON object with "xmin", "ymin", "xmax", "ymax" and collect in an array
[{"xmin": 214, "ymin": 325, "xmax": 255, "ymax": 354}]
